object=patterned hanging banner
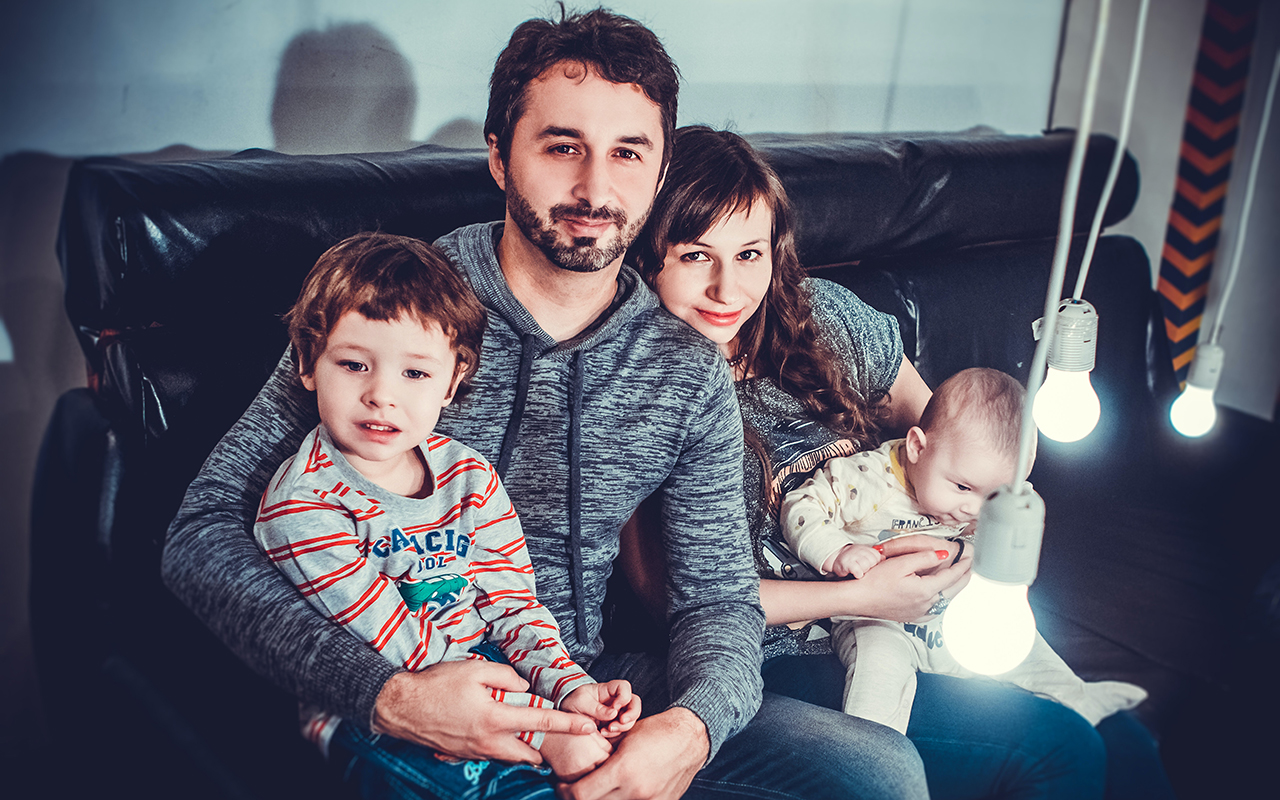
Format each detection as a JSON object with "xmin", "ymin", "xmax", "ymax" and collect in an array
[{"xmin": 1157, "ymin": 0, "xmax": 1261, "ymax": 385}]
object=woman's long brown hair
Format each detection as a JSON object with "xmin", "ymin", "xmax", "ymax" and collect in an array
[{"xmin": 632, "ymin": 126, "xmax": 883, "ymax": 460}]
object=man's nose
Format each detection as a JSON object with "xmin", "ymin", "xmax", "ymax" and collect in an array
[{"xmin": 573, "ymin": 152, "xmax": 612, "ymax": 208}]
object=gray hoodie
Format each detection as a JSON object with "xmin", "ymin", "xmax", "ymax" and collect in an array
[{"xmin": 163, "ymin": 221, "xmax": 764, "ymax": 758}]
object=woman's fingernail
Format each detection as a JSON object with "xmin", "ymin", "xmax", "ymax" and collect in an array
[
  {"xmin": 936, "ymin": 550, "xmax": 949, "ymax": 560},
  {"xmin": 872, "ymin": 544, "xmax": 885, "ymax": 553}
]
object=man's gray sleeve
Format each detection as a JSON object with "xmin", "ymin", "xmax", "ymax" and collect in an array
[
  {"xmin": 659, "ymin": 358, "xmax": 765, "ymax": 760},
  {"xmin": 162, "ymin": 348, "xmax": 399, "ymax": 725}
]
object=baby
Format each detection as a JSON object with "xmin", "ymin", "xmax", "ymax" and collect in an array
[
  {"xmin": 783, "ymin": 367, "xmax": 1146, "ymax": 734},
  {"xmin": 254, "ymin": 232, "xmax": 637, "ymax": 780}
]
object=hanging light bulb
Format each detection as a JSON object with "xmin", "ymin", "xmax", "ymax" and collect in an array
[
  {"xmin": 1031, "ymin": 299, "xmax": 1101, "ymax": 442},
  {"xmin": 1170, "ymin": 342, "xmax": 1224, "ymax": 437},
  {"xmin": 943, "ymin": 485, "xmax": 1043, "ymax": 675}
]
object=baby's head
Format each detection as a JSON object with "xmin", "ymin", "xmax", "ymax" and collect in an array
[
  {"xmin": 903, "ymin": 368, "xmax": 1029, "ymax": 526},
  {"xmin": 285, "ymin": 232, "xmax": 487, "ymax": 471}
]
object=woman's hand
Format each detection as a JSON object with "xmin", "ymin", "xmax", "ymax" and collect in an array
[{"xmin": 843, "ymin": 536, "xmax": 971, "ymax": 622}]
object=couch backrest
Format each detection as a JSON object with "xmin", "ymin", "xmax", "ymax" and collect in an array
[{"xmin": 55, "ymin": 131, "xmax": 1162, "ymax": 549}]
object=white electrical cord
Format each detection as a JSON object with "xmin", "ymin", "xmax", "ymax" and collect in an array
[
  {"xmin": 1073, "ymin": 0, "xmax": 1150, "ymax": 300},
  {"xmin": 1206, "ymin": 49, "xmax": 1280, "ymax": 345},
  {"xmin": 1015, "ymin": 0, "xmax": 1111, "ymax": 490}
]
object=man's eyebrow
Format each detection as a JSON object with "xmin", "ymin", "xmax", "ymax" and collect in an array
[
  {"xmin": 537, "ymin": 125, "xmax": 585, "ymax": 140},
  {"xmin": 619, "ymin": 134, "xmax": 655, "ymax": 151},
  {"xmin": 536, "ymin": 126, "xmax": 655, "ymax": 151}
]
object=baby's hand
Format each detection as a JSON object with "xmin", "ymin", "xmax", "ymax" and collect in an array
[
  {"xmin": 540, "ymin": 728, "xmax": 612, "ymax": 781},
  {"xmin": 829, "ymin": 543, "xmax": 885, "ymax": 579},
  {"xmin": 560, "ymin": 680, "xmax": 641, "ymax": 738}
]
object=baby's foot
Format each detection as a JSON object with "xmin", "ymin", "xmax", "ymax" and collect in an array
[
  {"xmin": 540, "ymin": 729, "xmax": 612, "ymax": 781},
  {"xmin": 1078, "ymin": 680, "xmax": 1148, "ymax": 725}
]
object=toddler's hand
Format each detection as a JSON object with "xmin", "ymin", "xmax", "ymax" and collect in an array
[
  {"xmin": 561, "ymin": 680, "xmax": 641, "ymax": 737},
  {"xmin": 540, "ymin": 728, "xmax": 612, "ymax": 781},
  {"xmin": 830, "ymin": 543, "xmax": 884, "ymax": 579}
]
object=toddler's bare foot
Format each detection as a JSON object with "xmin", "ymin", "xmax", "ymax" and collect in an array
[{"xmin": 540, "ymin": 729, "xmax": 612, "ymax": 781}]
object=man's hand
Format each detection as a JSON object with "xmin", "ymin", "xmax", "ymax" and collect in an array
[
  {"xmin": 555, "ymin": 707, "xmax": 709, "ymax": 800},
  {"xmin": 372, "ymin": 660, "xmax": 596, "ymax": 764}
]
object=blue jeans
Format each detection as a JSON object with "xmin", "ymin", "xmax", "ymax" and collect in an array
[
  {"xmin": 332, "ymin": 724, "xmax": 555, "ymax": 800},
  {"xmin": 331, "ymin": 651, "xmax": 928, "ymax": 799},
  {"xmin": 761, "ymin": 653, "xmax": 1175, "ymax": 800}
]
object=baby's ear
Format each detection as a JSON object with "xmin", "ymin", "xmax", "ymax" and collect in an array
[{"xmin": 904, "ymin": 426, "xmax": 927, "ymax": 464}]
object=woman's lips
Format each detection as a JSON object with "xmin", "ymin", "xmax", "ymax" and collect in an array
[{"xmin": 696, "ymin": 309, "xmax": 743, "ymax": 327}]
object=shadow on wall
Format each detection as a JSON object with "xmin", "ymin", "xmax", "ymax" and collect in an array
[
  {"xmin": 271, "ymin": 22, "xmax": 419, "ymax": 155},
  {"xmin": 270, "ymin": 22, "xmax": 486, "ymax": 153}
]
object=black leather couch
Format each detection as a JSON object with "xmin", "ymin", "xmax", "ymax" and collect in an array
[{"xmin": 30, "ymin": 132, "xmax": 1277, "ymax": 798}]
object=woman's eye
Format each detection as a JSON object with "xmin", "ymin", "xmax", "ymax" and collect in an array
[
  {"xmin": 679, "ymin": 250, "xmax": 709, "ymax": 263},
  {"xmin": 738, "ymin": 249, "xmax": 763, "ymax": 262}
]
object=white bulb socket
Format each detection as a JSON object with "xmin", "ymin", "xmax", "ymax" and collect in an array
[
  {"xmin": 972, "ymin": 484, "xmax": 1045, "ymax": 585},
  {"xmin": 1184, "ymin": 341, "xmax": 1224, "ymax": 391},
  {"xmin": 1033, "ymin": 298, "xmax": 1099, "ymax": 372}
]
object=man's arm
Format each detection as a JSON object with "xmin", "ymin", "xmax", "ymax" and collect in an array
[
  {"xmin": 164, "ymin": 349, "xmax": 591, "ymax": 755},
  {"xmin": 162, "ymin": 349, "xmax": 399, "ymax": 721},
  {"xmin": 657, "ymin": 359, "xmax": 764, "ymax": 754}
]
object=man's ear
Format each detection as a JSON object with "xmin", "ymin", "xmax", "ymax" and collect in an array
[
  {"xmin": 486, "ymin": 134, "xmax": 506, "ymax": 191},
  {"xmin": 904, "ymin": 426, "xmax": 927, "ymax": 464}
]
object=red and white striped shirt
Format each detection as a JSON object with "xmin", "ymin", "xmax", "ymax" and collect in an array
[{"xmin": 255, "ymin": 425, "xmax": 594, "ymax": 750}]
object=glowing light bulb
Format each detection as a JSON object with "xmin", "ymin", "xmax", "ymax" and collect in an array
[
  {"xmin": 1170, "ymin": 385, "xmax": 1217, "ymax": 437},
  {"xmin": 1033, "ymin": 367, "xmax": 1101, "ymax": 442},
  {"xmin": 1170, "ymin": 342, "xmax": 1224, "ymax": 438},
  {"xmin": 942, "ymin": 485, "xmax": 1043, "ymax": 675},
  {"xmin": 1031, "ymin": 299, "xmax": 1100, "ymax": 443},
  {"xmin": 944, "ymin": 573, "xmax": 1037, "ymax": 675}
]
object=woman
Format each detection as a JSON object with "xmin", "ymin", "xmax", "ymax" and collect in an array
[{"xmin": 624, "ymin": 125, "xmax": 1174, "ymax": 800}]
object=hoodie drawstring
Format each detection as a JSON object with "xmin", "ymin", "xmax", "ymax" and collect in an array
[
  {"xmin": 496, "ymin": 334, "xmax": 538, "ymax": 479},
  {"xmin": 496, "ymin": 335, "xmax": 590, "ymax": 647},
  {"xmin": 568, "ymin": 351, "xmax": 589, "ymax": 645}
]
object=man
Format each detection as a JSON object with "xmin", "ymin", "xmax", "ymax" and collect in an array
[{"xmin": 163, "ymin": 8, "xmax": 926, "ymax": 799}]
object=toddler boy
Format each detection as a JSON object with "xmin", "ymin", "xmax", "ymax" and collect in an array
[
  {"xmin": 783, "ymin": 367, "xmax": 1146, "ymax": 734},
  {"xmin": 254, "ymin": 232, "xmax": 637, "ymax": 780}
]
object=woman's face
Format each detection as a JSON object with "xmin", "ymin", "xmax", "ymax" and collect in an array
[{"xmin": 653, "ymin": 202, "xmax": 774, "ymax": 356}]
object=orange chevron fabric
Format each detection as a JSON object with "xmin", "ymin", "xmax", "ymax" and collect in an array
[
  {"xmin": 1162, "ymin": 242, "xmax": 1215, "ymax": 276},
  {"xmin": 1193, "ymin": 72, "xmax": 1247, "ymax": 104},
  {"xmin": 1158, "ymin": 277, "xmax": 1210, "ymax": 311},
  {"xmin": 1165, "ymin": 317, "xmax": 1203, "ymax": 344},
  {"xmin": 1173, "ymin": 178, "xmax": 1228, "ymax": 210},
  {"xmin": 1179, "ymin": 140, "xmax": 1237, "ymax": 173},
  {"xmin": 1168, "ymin": 209, "xmax": 1222, "ymax": 243},
  {"xmin": 1159, "ymin": 0, "xmax": 1260, "ymax": 386}
]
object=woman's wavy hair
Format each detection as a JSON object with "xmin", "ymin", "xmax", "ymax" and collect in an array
[{"xmin": 632, "ymin": 126, "xmax": 882, "ymax": 452}]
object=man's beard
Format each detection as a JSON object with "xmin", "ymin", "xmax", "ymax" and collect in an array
[{"xmin": 505, "ymin": 169, "xmax": 648, "ymax": 273}]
